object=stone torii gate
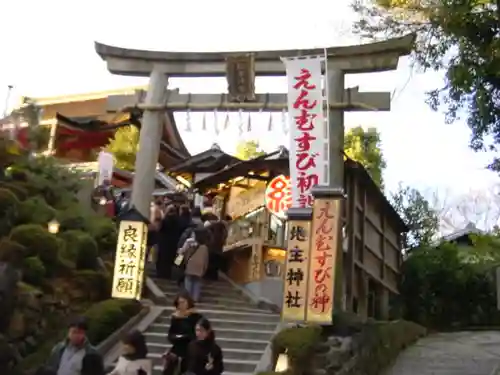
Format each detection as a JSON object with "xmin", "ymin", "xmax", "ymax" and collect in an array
[{"xmin": 95, "ymin": 34, "xmax": 414, "ymax": 308}]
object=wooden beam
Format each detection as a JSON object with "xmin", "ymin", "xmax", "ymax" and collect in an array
[{"xmin": 107, "ymin": 88, "xmax": 391, "ymax": 113}]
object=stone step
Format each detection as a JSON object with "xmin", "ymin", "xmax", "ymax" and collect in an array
[
  {"xmin": 161, "ymin": 286, "xmax": 243, "ymax": 298},
  {"xmin": 190, "ymin": 303, "xmax": 270, "ymax": 313},
  {"xmin": 163, "ymin": 290, "xmax": 255, "ymax": 306},
  {"xmin": 147, "ymin": 347, "xmax": 264, "ymax": 361},
  {"xmin": 146, "ymin": 336, "xmax": 269, "ymax": 351},
  {"xmin": 159, "ymin": 307, "xmax": 279, "ymax": 323},
  {"xmin": 153, "ymin": 365, "xmax": 251, "ymax": 375},
  {"xmin": 153, "ymin": 357, "xmax": 258, "ymax": 374},
  {"xmin": 147, "ymin": 325, "xmax": 274, "ymax": 340},
  {"xmin": 114, "ymin": 355, "xmax": 259, "ymax": 374},
  {"xmin": 145, "ymin": 326, "xmax": 274, "ymax": 342},
  {"xmin": 154, "ymin": 280, "xmax": 238, "ymax": 294},
  {"xmin": 154, "ymin": 317, "xmax": 278, "ymax": 331}
]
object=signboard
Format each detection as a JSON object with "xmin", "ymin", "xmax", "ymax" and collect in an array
[
  {"xmin": 226, "ymin": 182, "xmax": 266, "ymax": 219},
  {"xmin": 97, "ymin": 151, "xmax": 114, "ymax": 187},
  {"xmin": 265, "ymin": 175, "xmax": 292, "ymax": 218},
  {"xmin": 111, "ymin": 220, "xmax": 147, "ymax": 300},
  {"xmin": 282, "ymin": 220, "xmax": 312, "ymax": 322},
  {"xmin": 226, "ymin": 54, "xmax": 256, "ymax": 102},
  {"xmin": 306, "ymin": 198, "xmax": 340, "ymax": 323},
  {"xmin": 283, "ymin": 57, "xmax": 328, "ymax": 208}
]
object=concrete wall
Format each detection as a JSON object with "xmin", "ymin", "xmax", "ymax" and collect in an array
[{"xmin": 245, "ymin": 277, "xmax": 284, "ymax": 308}]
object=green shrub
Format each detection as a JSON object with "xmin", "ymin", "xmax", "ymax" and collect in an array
[
  {"xmin": 16, "ymin": 196, "xmax": 56, "ymax": 225},
  {"xmin": 75, "ymin": 235, "xmax": 99, "ymax": 270},
  {"xmin": 58, "ymin": 230, "xmax": 99, "ymax": 269},
  {"xmin": 84, "ymin": 299, "xmax": 142, "ymax": 344},
  {"xmin": 59, "ymin": 230, "xmax": 87, "ymax": 261},
  {"xmin": 0, "ymin": 188, "xmax": 20, "ymax": 236},
  {"xmin": 271, "ymin": 325, "xmax": 322, "ymax": 375},
  {"xmin": 73, "ymin": 270, "xmax": 110, "ymax": 301},
  {"xmin": 401, "ymin": 239, "xmax": 500, "ymax": 329},
  {"xmin": 56, "ymin": 207, "xmax": 88, "ymax": 231},
  {"xmin": 10, "ymin": 224, "xmax": 60, "ymax": 269},
  {"xmin": 0, "ymin": 182, "xmax": 28, "ymax": 200},
  {"xmin": 22, "ymin": 256, "xmax": 46, "ymax": 285},
  {"xmin": 88, "ymin": 217, "xmax": 118, "ymax": 254},
  {"xmin": 343, "ymin": 320, "xmax": 426, "ymax": 375},
  {"xmin": 0, "ymin": 239, "xmax": 26, "ymax": 267}
]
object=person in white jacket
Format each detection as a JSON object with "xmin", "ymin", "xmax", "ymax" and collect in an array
[{"xmin": 108, "ymin": 330, "xmax": 152, "ymax": 375}]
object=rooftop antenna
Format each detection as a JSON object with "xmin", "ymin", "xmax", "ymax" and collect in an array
[{"xmin": 3, "ymin": 85, "xmax": 13, "ymax": 117}]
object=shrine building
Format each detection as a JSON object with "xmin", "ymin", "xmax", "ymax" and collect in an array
[
  {"xmin": 0, "ymin": 87, "xmax": 190, "ymax": 189},
  {"xmin": 187, "ymin": 147, "xmax": 407, "ymax": 320}
]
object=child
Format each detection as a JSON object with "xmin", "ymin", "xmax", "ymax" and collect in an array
[{"xmin": 108, "ymin": 330, "xmax": 152, "ymax": 375}]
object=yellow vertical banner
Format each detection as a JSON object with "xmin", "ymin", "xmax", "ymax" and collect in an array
[
  {"xmin": 112, "ymin": 220, "xmax": 148, "ymax": 300},
  {"xmin": 281, "ymin": 220, "xmax": 312, "ymax": 322},
  {"xmin": 306, "ymin": 198, "xmax": 340, "ymax": 323}
]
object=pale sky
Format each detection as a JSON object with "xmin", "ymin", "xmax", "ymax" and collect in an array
[{"xmin": 1, "ymin": 0, "xmax": 498, "ymax": 201}]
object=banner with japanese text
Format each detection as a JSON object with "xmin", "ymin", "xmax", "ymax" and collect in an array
[
  {"xmin": 282, "ymin": 220, "xmax": 312, "ymax": 322},
  {"xmin": 283, "ymin": 57, "xmax": 328, "ymax": 208},
  {"xmin": 306, "ymin": 198, "xmax": 340, "ymax": 323},
  {"xmin": 112, "ymin": 220, "xmax": 147, "ymax": 300}
]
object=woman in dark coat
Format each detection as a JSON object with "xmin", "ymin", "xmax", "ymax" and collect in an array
[
  {"xmin": 156, "ymin": 204, "xmax": 181, "ymax": 279},
  {"xmin": 163, "ymin": 292, "xmax": 203, "ymax": 375},
  {"xmin": 205, "ymin": 220, "xmax": 228, "ymax": 280},
  {"xmin": 185, "ymin": 318, "xmax": 223, "ymax": 375}
]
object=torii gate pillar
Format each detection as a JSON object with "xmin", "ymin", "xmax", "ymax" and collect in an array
[{"xmin": 130, "ymin": 70, "xmax": 167, "ymax": 218}]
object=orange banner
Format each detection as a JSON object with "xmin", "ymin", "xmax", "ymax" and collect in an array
[
  {"xmin": 306, "ymin": 198, "xmax": 340, "ymax": 324},
  {"xmin": 281, "ymin": 220, "xmax": 312, "ymax": 322}
]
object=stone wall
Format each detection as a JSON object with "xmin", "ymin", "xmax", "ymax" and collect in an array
[{"xmin": 0, "ymin": 280, "xmax": 72, "ymax": 374}]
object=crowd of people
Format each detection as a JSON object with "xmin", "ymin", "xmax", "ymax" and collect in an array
[
  {"xmin": 37, "ymin": 292, "xmax": 224, "ymax": 375},
  {"xmin": 147, "ymin": 197, "xmax": 230, "ymax": 303}
]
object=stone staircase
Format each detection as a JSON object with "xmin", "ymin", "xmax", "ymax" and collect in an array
[{"xmin": 145, "ymin": 278, "xmax": 280, "ymax": 375}]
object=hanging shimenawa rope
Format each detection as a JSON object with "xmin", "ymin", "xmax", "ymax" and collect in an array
[
  {"xmin": 185, "ymin": 110, "xmax": 192, "ymax": 132},
  {"xmin": 202, "ymin": 112, "xmax": 207, "ymax": 131},
  {"xmin": 281, "ymin": 109, "xmax": 288, "ymax": 135},
  {"xmin": 238, "ymin": 109, "xmax": 244, "ymax": 136},
  {"xmin": 213, "ymin": 110, "xmax": 220, "ymax": 135},
  {"xmin": 268, "ymin": 112, "xmax": 273, "ymax": 131},
  {"xmin": 224, "ymin": 112, "xmax": 230, "ymax": 130},
  {"xmin": 247, "ymin": 112, "xmax": 252, "ymax": 132}
]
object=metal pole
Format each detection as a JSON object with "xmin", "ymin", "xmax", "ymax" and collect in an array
[
  {"xmin": 327, "ymin": 67, "xmax": 345, "ymax": 311},
  {"xmin": 130, "ymin": 70, "xmax": 168, "ymax": 218}
]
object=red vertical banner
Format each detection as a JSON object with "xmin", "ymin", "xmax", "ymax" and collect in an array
[
  {"xmin": 283, "ymin": 56, "xmax": 328, "ymax": 209},
  {"xmin": 306, "ymin": 198, "xmax": 340, "ymax": 323}
]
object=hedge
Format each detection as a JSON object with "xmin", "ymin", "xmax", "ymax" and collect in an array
[
  {"xmin": 270, "ymin": 325, "xmax": 323, "ymax": 375},
  {"xmin": 339, "ymin": 320, "xmax": 427, "ymax": 375},
  {"xmin": 0, "ymin": 188, "xmax": 20, "ymax": 236},
  {"xmin": 84, "ymin": 299, "xmax": 142, "ymax": 344},
  {"xmin": 261, "ymin": 316, "xmax": 426, "ymax": 375}
]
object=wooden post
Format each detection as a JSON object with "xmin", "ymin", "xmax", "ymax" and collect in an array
[{"xmin": 326, "ymin": 68, "xmax": 346, "ymax": 311}]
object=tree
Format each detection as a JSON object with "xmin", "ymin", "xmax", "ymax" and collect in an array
[
  {"xmin": 352, "ymin": 0, "xmax": 500, "ymax": 171},
  {"xmin": 235, "ymin": 140, "xmax": 265, "ymax": 160},
  {"xmin": 390, "ymin": 183, "xmax": 439, "ymax": 248},
  {"xmin": 104, "ymin": 126, "xmax": 139, "ymax": 171},
  {"xmin": 344, "ymin": 126, "xmax": 386, "ymax": 188},
  {"xmin": 427, "ymin": 186, "xmax": 500, "ymax": 233}
]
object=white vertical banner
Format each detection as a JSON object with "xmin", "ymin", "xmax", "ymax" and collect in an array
[
  {"xmin": 97, "ymin": 151, "xmax": 114, "ymax": 186},
  {"xmin": 283, "ymin": 56, "xmax": 328, "ymax": 208}
]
